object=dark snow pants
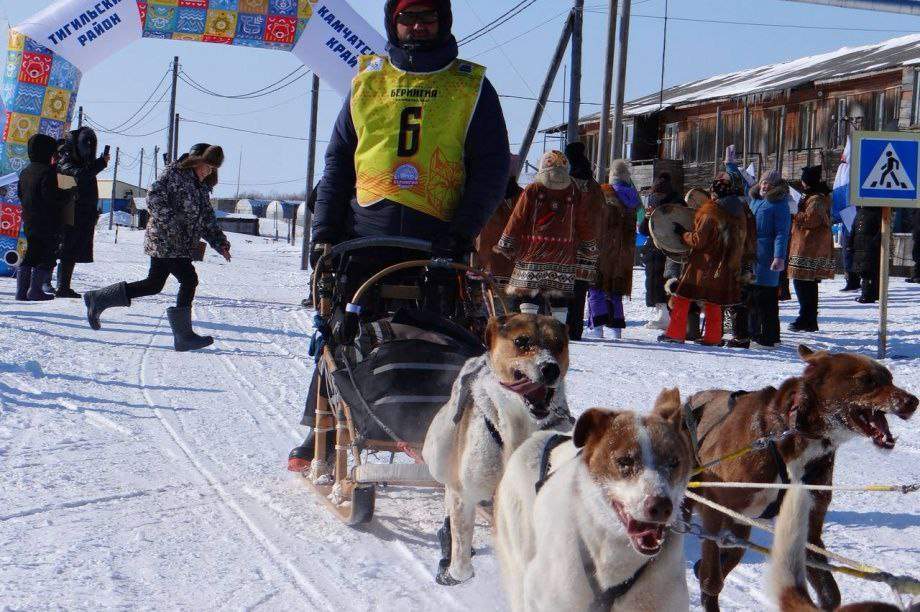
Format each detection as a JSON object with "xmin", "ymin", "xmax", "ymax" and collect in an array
[
  {"xmin": 126, "ymin": 257, "xmax": 198, "ymax": 307},
  {"xmin": 748, "ymin": 285, "xmax": 780, "ymax": 345}
]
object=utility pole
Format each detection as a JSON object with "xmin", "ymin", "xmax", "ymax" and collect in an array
[
  {"xmin": 566, "ymin": 0, "xmax": 584, "ymax": 147},
  {"xmin": 173, "ymin": 113, "xmax": 180, "ymax": 159},
  {"xmin": 608, "ymin": 0, "xmax": 632, "ymax": 180},
  {"xmin": 236, "ymin": 150, "xmax": 243, "ymax": 199},
  {"xmin": 595, "ymin": 0, "xmax": 618, "ymax": 182},
  {"xmin": 77, "ymin": 106, "xmax": 83, "ymax": 129},
  {"xmin": 300, "ymin": 74, "xmax": 320, "ymax": 271},
  {"xmin": 516, "ymin": 11, "xmax": 575, "ymax": 177},
  {"xmin": 138, "ymin": 148, "xmax": 144, "ymax": 190},
  {"xmin": 166, "ymin": 56, "xmax": 179, "ymax": 163},
  {"xmin": 153, "ymin": 145, "xmax": 159, "ymax": 184},
  {"xmin": 108, "ymin": 147, "xmax": 120, "ymax": 230}
]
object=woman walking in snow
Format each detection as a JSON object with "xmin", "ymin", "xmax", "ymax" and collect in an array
[
  {"xmin": 82, "ymin": 144, "xmax": 231, "ymax": 352},
  {"xmin": 586, "ymin": 160, "xmax": 639, "ymax": 340},
  {"xmin": 788, "ymin": 165, "xmax": 835, "ymax": 332}
]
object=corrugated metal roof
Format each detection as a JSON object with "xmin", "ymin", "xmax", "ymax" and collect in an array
[{"xmin": 545, "ymin": 33, "xmax": 920, "ymax": 132}]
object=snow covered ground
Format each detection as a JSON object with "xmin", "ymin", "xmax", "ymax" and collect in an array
[{"xmin": 1, "ymin": 224, "xmax": 918, "ymax": 611}]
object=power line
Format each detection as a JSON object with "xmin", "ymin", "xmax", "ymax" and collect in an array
[
  {"xmin": 469, "ymin": 8, "xmax": 570, "ymax": 58},
  {"xmin": 84, "ymin": 114, "xmax": 167, "ymax": 138},
  {"xmin": 178, "ymin": 117, "xmax": 329, "ymax": 143},
  {"xmin": 457, "ymin": 0, "xmax": 531, "ymax": 44},
  {"xmin": 90, "ymin": 67, "xmax": 170, "ymax": 133},
  {"xmin": 176, "ymin": 91, "xmax": 308, "ymax": 118},
  {"xmin": 178, "ymin": 66, "xmax": 308, "ymax": 100},
  {"xmin": 582, "ymin": 10, "xmax": 920, "ymax": 33},
  {"xmin": 459, "ymin": 0, "xmax": 540, "ymax": 47}
]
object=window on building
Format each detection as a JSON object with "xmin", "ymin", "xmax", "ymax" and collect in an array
[
  {"xmin": 621, "ymin": 121, "xmax": 634, "ymax": 159},
  {"xmin": 798, "ymin": 102, "xmax": 815, "ymax": 150},
  {"xmin": 913, "ymin": 69, "xmax": 920, "ymax": 125},
  {"xmin": 874, "ymin": 91, "xmax": 886, "ymax": 131},
  {"xmin": 663, "ymin": 123, "xmax": 679, "ymax": 159}
]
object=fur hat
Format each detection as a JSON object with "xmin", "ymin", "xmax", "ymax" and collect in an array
[
  {"xmin": 534, "ymin": 150, "xmax": 571, "ymax": 190},
  {"xmin": 611, "ymin": 159, "xmax": 631, "ymax": 183},
  {"xmin": 179, "ymin": 145, "xmax": 224, "ymax": 170},
  {"xmin": 800, "ymin": 165, "xmax": 823, "ymax": 189},
  {"xmin": 762, "ymin": 170, "xmax": 783, "ymax": 187}
]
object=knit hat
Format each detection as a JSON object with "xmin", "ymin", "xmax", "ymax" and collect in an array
[
  {"xmin": 762, "ymin": 170, "xmax": 783, "ymax": 187},
  {"xmin": 385, "ymin": 0, "xmax": 450, "ymax": 47},
  {"xmin": 800, "ymin": 165, "xmax": 823, "ymax": 188},
  {"xmin": 391, "ymin": 0, "xmax": 436, "ymax": 20},
  {"xmin": 611, "ymin": 159, "xmax": 631, "ymax": 183}
]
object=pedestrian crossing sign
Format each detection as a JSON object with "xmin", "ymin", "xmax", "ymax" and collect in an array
[{"xmin": 851, "ymin": 130, "xmax": 920, "ymax": 207}]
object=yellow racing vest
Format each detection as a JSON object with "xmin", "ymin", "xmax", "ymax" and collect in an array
[{"xmin": 351, "ymin": 54, "xmax": 485, "ymax": 221}]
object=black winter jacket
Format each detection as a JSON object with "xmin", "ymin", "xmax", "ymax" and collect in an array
[
  {"xmin": 311, "ymin": 9, "xmax": 510, "ymax": 249},
  {"xmin": 57, "ymin": 128, "xmax": 107, "ymax": 221},
  {"xmin": 17, "ymin": 134, "xmax": 70, "ymax": 240},
  {"xmin": 852, "ymin": 207, "xmax": 882, "ymax": 276}
]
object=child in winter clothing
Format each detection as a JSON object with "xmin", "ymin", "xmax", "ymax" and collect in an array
[
  {"xmin": 586, "ymin": 160, "xmax": 639, "ymax": 340},
  {"xmin": 497, "ymin": 150, "xmax": 597, "ymax": 324},
  {"xmin": 16, "ymin": 134, "xmax": 74, "ymax": 301}
]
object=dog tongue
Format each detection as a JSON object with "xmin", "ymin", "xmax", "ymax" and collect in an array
[{"xmin": 502, "ymin": 379, "xmax": 549, "ymax": 405}]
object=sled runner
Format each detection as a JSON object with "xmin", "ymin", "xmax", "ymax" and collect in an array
[{"xmin": 301, "ymin": 237, "xmax": 505, "ymax": 524}]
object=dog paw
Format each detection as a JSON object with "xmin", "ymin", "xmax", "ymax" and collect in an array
[{"xmin": 435, "ymin": 559, "xmax": 473, "ymax": 586}]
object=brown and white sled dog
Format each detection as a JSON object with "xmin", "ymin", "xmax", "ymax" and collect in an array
[
  {"xmin": 770, "ymin": 484, "xmax": 901, "ymax": 612},
  {"xmin": 422, "ymin": 313, "xmax": 573, "ymax": 586},
  {"xmin": 494, "ymin": 390, "xmax": 693, "ymax": 612},
  {"xmin": 687, "ymin": 345, "xmax": 918, "ymax": 612}
]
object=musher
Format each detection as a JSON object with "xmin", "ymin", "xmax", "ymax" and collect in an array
[{"xmin": 289, "ymin": 0, "xmax": 511, "ymax": 469}]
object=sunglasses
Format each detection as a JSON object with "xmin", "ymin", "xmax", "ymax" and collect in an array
[{"xmin": 395, "ymin": 10, "xmax": 439, "ymax": 25}]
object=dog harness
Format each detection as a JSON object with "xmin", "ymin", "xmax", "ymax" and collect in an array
[
  {"xmin": 534, "ymin": 433, "xmax": 572, "ymax": 494},
  {"xmin": 579, "ymin": 537, "xmax": 652, "ymax": 612}
]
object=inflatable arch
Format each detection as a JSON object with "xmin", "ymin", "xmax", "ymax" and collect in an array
[{"xmin": 0, "ymin": 0, "xmax": 384, "ymax": 274}]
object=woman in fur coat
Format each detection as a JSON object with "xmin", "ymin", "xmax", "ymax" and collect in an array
[
  {"xmin": 788, "ymin": 165, "xmax": 835, "ymax": 332},
  {"xmin": 497, "ymin": 150, "xmax": 597, "ymax": 323},
  {"xmin": 658, "ymin": 172, "xmax": 750, "ymax": 346},
  {"xmin": 586, "ymin": 160, "xmax": 639, "ymax": 340}
]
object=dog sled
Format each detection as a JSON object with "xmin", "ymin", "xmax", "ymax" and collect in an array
[{"xmin": 300, "ymin": 237, "xmax": 505, "ymax": 525}]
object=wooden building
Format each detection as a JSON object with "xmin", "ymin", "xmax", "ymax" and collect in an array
[{"xmin": 546, "ymin": 34, "xmax": 920, "ymax": 191}]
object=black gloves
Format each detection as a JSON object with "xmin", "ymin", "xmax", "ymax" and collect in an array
[
  {"xmin": 332, "ymin": 310, "xmax": 360, "ymax": 346},
  {"xmin": 673, "ymin": 222, "xmax": 688, "ymax": 236},
  {"xmin": 309, "ymin": 242, "xmax": 330, "ymax": 268},
  {"xmin": 430, "ymin": 232, "xmax": 473, "ymax": 262}
]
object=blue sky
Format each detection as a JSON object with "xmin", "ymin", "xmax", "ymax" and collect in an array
[{"xmin": 4, "ymin": 0, "xmax": 920, "ymax": 198}]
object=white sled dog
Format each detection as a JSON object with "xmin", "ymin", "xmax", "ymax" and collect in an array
[
  {"xmin": 422, "ymin": 313, "xmax": 573, "ymax": 586},
  {"xmin": 494, "ymin": 389, "xmax": 693, "ymax": 612}
]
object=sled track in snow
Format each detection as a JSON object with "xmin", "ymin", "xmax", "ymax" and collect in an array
[{"xmin": 136, "ymin": 314, "xmax": 333, "ymax": 609}]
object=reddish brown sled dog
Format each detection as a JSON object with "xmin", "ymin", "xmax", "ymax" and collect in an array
[{"xmin": 684, "ymin": 345, "xmax": 917, "ymax": 612}]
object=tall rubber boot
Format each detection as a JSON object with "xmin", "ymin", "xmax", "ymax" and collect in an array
[
  {"xmin": 700, "ymin": 303, "xmax": 723, "ymax": 346},
  {"xmin": 659, "ymin": 296, "xmax": 689, "ymax": 343},
  {"xmin": 27, "ymin": 268, "xmax": 55, "ymax": 301},
  {"xmin": 15, "ymin": 265, "xmax": 32, "ymax": 301},
  {"xmin": 55, "ymin": 260, "xmax": 81, "ymax": 298},
  {"xmin": 84, "ymin": 281, "xmax": 130, "ymax": 330},
  {"xmin": 166, "ymin": 306, "xmax": 214, "ymax": 352}
]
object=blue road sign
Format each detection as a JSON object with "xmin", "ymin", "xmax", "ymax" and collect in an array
[{"xmin": 851, "ymin": 131, "xmax": 920, "ymax": 208}]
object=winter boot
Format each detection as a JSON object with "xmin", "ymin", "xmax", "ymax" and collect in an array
[
  {"xmin": 55, "ymin": 261, "xmax": 81, "ymax": 298},
  {"xmin": 166, "ymin": 306, "xmax": 214, "ymax": 352},
  {"xmin": 907, "ymin": 265, "xmax": 920, "ymax": 283},
  {"xmin": 841, "ymin": 272, "xmax": 861, "ymax": 291},
  {"xmin": 15, "ymin": 265, "xmax": 32, "ymax": 301},
  {"xmin": 27, "ymin": 268, "xmax": 55, "ymax": 301},
  {"xmin": 645, "ymin": 304, "xmax": 670, "ymax": 330},
  {"xmin": 83, "ymin": 281, "xmax": 130, "ymax": 330},
  {"xmin": 287, "ymin": 430, "xmax": 336, "ymax": 472},
  {"xmin": 609, "ymin": 328, "xmax": 622, "ymax": 340},
  {"xmin": 686, "ymin": 306, "xmax": 702, "ymax": 342},
  {"xmin": 856, "ymin": 277, "xmax": 879, "ymax": 304},
  {"xmin": 586, "ymin": 326, "xmax": 604, "ymax": 339}
]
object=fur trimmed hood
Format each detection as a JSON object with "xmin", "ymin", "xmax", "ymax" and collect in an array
[{"xmin": 750, "ymin": 182, "xmax": 789, "ymax": 203}]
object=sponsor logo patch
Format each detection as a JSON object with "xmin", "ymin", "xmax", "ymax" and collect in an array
[{"xmin": 393, "ymin": 163, "xmax": 420, "ymax": 188}]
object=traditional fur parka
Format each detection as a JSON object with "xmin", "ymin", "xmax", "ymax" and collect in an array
[
  {"xmin": 498, "ymin": 182, "xmax": 597, "ymax": 297},
  {"xmin": 593, "ymin": 182, "xmax": 638, "ymax": 296},
  {"xmin": 571, "ymin": 175, "xmax": 605, "ymax": 284},
  {"xmin": 788, "ymin": 187, "xmax": 835, "ymax": 282},
  {"xmin": 143, "ymin": 153, "xmax": 229, "ymax": 259},
  {"xmin": 674, "ymin": 196, "xmax": 750, "ymax": 305}
]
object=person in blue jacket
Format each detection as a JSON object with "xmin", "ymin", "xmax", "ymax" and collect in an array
[{"xmin": 747, "ymin": 171, "xmax": 792, "ymax": 347}]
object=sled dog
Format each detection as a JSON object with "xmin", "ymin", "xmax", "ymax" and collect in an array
[
  {"xmin": 685, "ymin": 345, "xmax": 918, "ymax": 611},
  {"xmin": 422, "ymin": 313, "xmax": 573, "ymax": 585},
  {"xmin": 770, "ymin": 483, "xmax": 901, "ymax": 612},
  {"xmin": 494, "ymin": 389, "xmax": 693, "ymax": 612}
]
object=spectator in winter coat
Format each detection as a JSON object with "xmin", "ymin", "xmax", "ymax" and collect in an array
[
  {"xmin": 564, "ymin": 141, "xmax": 603, "ymax": 340},
  {"xmin": 497, "ymin": 150, "xmax": 597, "ymax": 323},
  {"xmin": 788, "ymin": 165, "xmax": 835, "ymax": 332},
  {"xmin": 309, "ymin": 0, "xmax": 510, "ymax": 266},
  {"xmin": 851, "ymin": 207, "xmax": 882, "ymax": 303},
  {"xmin": 476, "ymin": 175, "xmax": 520, "ymax": 288},
  {"xmin": 639, "ymin": 172, "xmax": 683, "ymax": 331},
  {"xmin": 907, "ymin": 209, "xmax": 920, "ymax": 283},
  {"xmin": 55, "ymin": 127, "xmax": 108, "ymax": 298},
  {"xmin": 82, "ymin": 145, "xmax": 231, "ymax": 352},
  {"xmin": 659, "ymin": 173, "xmax": 751, "ymax": 346},
  {"xmin": 586, "ymin": 160, "xmax": 639, "ymax": 340},
  {"xmin": 16, "ymin": 134, "xmax": 75, "ymax": 301},
  {"xmin": 746, "ymin": 172, "xmax": 792, "ymax": 347}
]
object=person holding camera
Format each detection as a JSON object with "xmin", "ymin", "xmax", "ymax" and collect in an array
[{"xmin": 82, "ymin": 144, "xmax": 231, "ymax": 352}]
